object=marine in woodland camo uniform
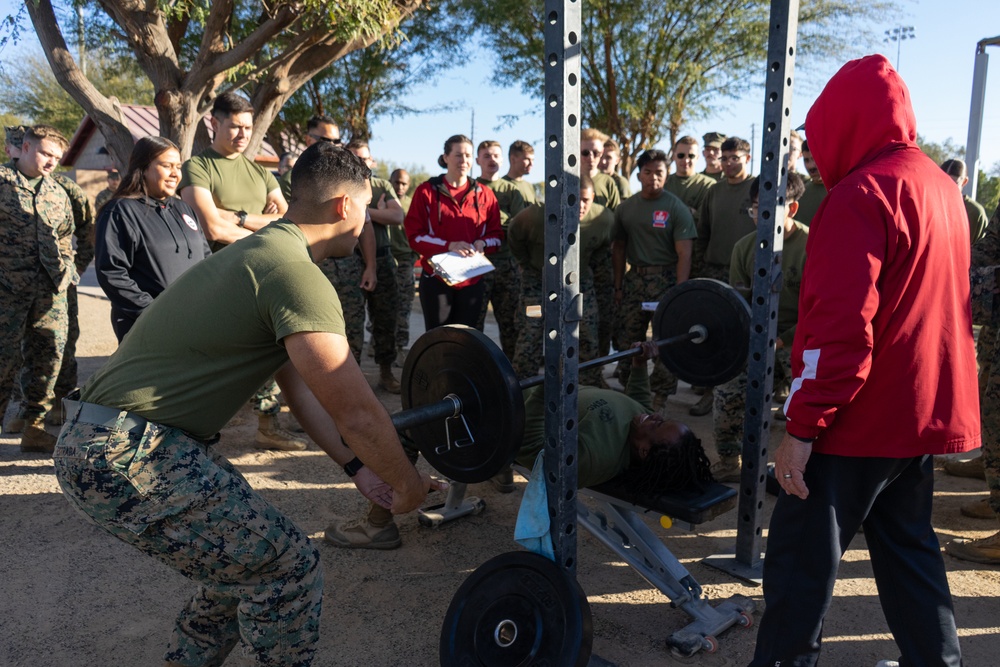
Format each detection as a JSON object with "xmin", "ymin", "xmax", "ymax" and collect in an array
[
  {"xmin": 969, "ymin": 203, "xmax": 1000, "ymax": 517},
  {"xmin": 507, "ymin": 195, "xmax": 613, "ymax": 385},
  {"xmin": 475, "ymin": 176, "xmax": 526, "ymax": 356},
  {"xmin": 358, "ymin": 175, "xmax": 402, "ymax": 381},
  {"xmin": 612, "ymin": 187, "xmax": 697, "ymax": 400},
  {"xmin": 590, "ymin": 171, "xmax": 622, "ymax": 357},
  {"xmin": 0, "ymin": 146, "xmax": 77, "ymax": 434},
  {"xmin": 389, "ymin": 191, "xmax": 416, "ymax": 353}
]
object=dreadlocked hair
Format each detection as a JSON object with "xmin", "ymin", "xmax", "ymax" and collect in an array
[{"xmin": 617, "ymin": 430, "xmax": 714, "ymax": 503}]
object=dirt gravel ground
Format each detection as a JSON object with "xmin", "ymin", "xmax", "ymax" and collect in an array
[{"xmin": 1, "ymin": 273, "xmax": 999, "ymax": 666}]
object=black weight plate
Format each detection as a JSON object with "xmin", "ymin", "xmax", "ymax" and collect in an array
[
  {"xmin": 440, "ymin": 551, "xmax": 593, "ymax": 667},
  {"xmin": 652, "ymin": 279, "xmax": 751, "ymax": 386},
  {"xmin": 401, "ymin": 325, "xmax": 525, "ymax": 483}
]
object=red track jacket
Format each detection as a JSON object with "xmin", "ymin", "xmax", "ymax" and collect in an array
[
  {"xmin": 404, "ymin": 176, "xmax": 503, "ymax": 288},
  {"xmin": 785, "ymin": 54, "xmax": 981, "ymax": 457}
]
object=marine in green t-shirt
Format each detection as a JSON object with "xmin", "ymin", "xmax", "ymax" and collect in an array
[
  {"xmin": 729, "ymin": 173, "xmax": 808, "ymax": 348},
  {"xmin": 965, "ymin": 195, "xmax": 990, "ymax": 246},
  {"xmin": 516, "ymin": 344, "xmax": 699, "ymax": 489},
  {"xmin": 795, "ymin": 180, "xmax": 827, "ymax": 227},
  {"xmin": 59, "ymin": 143, "xmax": 440, "ymax": 665},
  {"xmin": 666, "ymin": 136, "xmax": 716, "ymax": 227},
  {"xmin": 503, "ymin": 139, "xmax": 538, "ymax": 205},
  {"xmin": 695, "ymin": 138, "xmax": 755, "ymax": 278},
  {"xmin": 178, "ymin": 94, "xmax": 287, "ymax": 248}
]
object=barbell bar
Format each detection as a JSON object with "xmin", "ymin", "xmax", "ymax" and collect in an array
[{"xmin": 393, "ymin": 278, "xmax": 751, "ymax": 483}]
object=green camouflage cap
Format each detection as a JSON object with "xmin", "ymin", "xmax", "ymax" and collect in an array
[
  {"xmin": 4, "ymin": 125, "xmax": 26, "ymax": 148},
  {"xmin": 702, "ymin": 131, "xmax": 727, "ymax": 148}
]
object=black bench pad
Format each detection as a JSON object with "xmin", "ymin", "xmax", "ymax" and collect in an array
[{"xmin": 585, "ymin": 479, "xmax": 737, "ymax": 525}]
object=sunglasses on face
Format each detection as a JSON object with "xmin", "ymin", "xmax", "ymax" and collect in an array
[
  {"xmin": 675, "ymin": 153, "xmax": 696, "ymax": 159},
  {"xmin": 309, "ymin": 133, "xmax": 342, "ymax": 145},
  {"xmin": 581, "ymin": 149, "xmax": 602, "ymax": 157}
]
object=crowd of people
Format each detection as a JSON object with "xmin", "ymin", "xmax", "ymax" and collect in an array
[{"xmin": 2, "ymin": 52, "xmax": 999, "ymax": 666}]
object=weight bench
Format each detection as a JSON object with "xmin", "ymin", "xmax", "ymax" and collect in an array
[{"xmin": 419, "ymin": 472, "xmax": 756, "ymax": 657}]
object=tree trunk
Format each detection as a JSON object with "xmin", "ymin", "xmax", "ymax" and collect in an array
[{"xmin": 26, "ymin": 0, "xmax": 134, "ymax": 170}]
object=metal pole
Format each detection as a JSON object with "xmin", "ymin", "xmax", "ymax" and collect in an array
[
  {"xmin": 543, "ymin": 0, "xmax": 582, "ymax": 576},
  {"xmin": 965, "ymin": 44, "xmax": 991, "ymax": 199},
  {"xmin": 704, "ymin": 0, "xmax": 798, "ymax": 584}
]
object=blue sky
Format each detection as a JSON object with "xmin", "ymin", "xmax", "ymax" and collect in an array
[
  {"xmin": 367, "ymin": 1, "xmax": 1000, "ymax": 191},
  {"xmin": 4, "ymin": 1, "xmax": 999, "ymax": 191}
]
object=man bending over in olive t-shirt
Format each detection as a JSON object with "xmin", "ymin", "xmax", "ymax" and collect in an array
[{"xmin": 53, "ymin": 143, "xmax": 444, "ymax": 667}]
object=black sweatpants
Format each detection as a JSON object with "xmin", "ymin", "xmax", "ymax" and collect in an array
[
  {"xmin": 749, "ymin": 453, "xmax": 961, "ymax": 667},
  {"xmin": 419, "ymin": 274, "xmax": 486, "ymax": 331}
]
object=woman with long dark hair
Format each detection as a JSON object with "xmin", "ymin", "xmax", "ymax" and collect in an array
[
  {"xmin": 404, "ymin": 134, "xmax": 503, "ymax": 330},
  {"xmin": 95, "ymin": 136, "xmax": 211, "ymax": 341}
]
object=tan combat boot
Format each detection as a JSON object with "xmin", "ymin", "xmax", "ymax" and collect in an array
[
  {"xmin": 711, "ymin": 454, "xmax": 742, "ymax": 483},
  {"xmin": 944, "ymin": 455, "xmax": 986, "ymax": 480},
  {"xmin": 20, "ymin": 420, "xmax": 56, "ymax": 454},
  {"xmin": 324, "ymin": 502, "xmax": 401, "ymax": 550},
  {"xmin": 379, "ymin": 363, "xmax": 401, "ymax": 394},
  {"xmin": 945, "ymin": 528, "xmax": 1000, "ymax": 565},
  {"xmin": 46, "ymin": 395, "xmax": 66, "ymax": 427},
  {"xmin": 254, "ymin": 414, "xmax": 307, "ymax": 451},
  {"xmin": 961, "ymin": 497, "xmax": 999, "ymax": 520}
]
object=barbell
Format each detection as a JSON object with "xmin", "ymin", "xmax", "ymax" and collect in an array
[{"xmin": 390, "ymin": 278, "xmax": 751, "ymax": 483}]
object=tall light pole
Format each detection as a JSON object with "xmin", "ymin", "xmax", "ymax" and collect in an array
[{"xmin": 884, "ymin": 26, "xmax": 916, "ymax": 71}]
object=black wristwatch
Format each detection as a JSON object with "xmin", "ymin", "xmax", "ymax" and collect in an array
[
  {"xmin": 343, "ymin": 456, "xmax": 364, "ymax": 477},
  {"xmin": 237, "ymin": 210, "xmax": 248, "ymax": 227}
]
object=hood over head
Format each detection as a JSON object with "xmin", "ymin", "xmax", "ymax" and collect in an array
[{"xmin": 804, "ymin": 54, "xmax": 917, "ymax": 188}]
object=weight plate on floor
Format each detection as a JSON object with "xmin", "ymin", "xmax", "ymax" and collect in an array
[
  {"xmin": 401, "ymin": 325, "xmax": 525, "ymax": 483},
  {"xmin": 440, "ymin": 551, "xmax": 593, "ymax": 667},
  {"xmin": 652, "ymin": 279, "xmax": 751, "ymax": 386}
]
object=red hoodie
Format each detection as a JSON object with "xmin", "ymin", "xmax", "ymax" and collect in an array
[
  {"xmin": 785, "ymin": 54, "xmax": 980, "ymax": 457},
  {"xmin": 404, "ymin": 176, "xmax": 503, "ymax": 287}
]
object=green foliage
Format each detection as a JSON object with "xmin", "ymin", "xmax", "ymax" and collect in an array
[
  {"xmin": 274, "ymin": 2, "xmax": 464, "ymax": 145},
  {"xmin": 462, "ymin": 0, "xmax": 893, "ymax": 175},
  {"xmin": 0, "ymin": 52, "xmax": 153, "ymax": 137},
  {"xmin": 977, "ymin": 164, "xmax": 1000, "ymax": 217},
  {"xmin": 916, "ymin": 133, "xmax": 965, "ymax": 166}
]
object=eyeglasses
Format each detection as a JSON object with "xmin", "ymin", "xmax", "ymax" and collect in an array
[
  {"xmin": 675, "ymin": 153, "xmax": 696, "ymax": 160},
  {"xmin": 720, "ymin": 154, "xmax": 747, "ymax": 163},
  {"xmin": 580, "ymin": 149, "xmax": 602, "ymax": 157},
  {"xmin": 309, "ymin": 133, "xmax": 342, "ymax": 145}
]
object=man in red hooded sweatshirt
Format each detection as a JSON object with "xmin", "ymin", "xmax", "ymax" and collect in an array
[{"xmin": 748, "ymin": 55, "xmax": 980, "ymax": 667}]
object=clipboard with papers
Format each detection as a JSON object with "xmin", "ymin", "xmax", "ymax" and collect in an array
[{"xmin": 428, "ymin": 251, "xmax": 496, "ymax": 286}]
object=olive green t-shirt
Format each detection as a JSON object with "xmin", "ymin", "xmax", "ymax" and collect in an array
[
  {"xmin": 592, "ymin": 172, "xmax": 622, "ymax": 210},
  {"xmin": 795, "ymin": 180, "xmax": 827, "ymax": 227},
  {"xmin": 965, "ymin": 195, "xmax": 989, "ymax": 246},
  {"xmin": 507, "ymin": 202, "xmax": 613, "ymax": 286},
  {"xmin": 701, "ymin": 170, "xmax": 723, "ymax": 182},
  {"xmin": 179, "ymin": 148, "xmax": 280, "ymax": 215},
  {"xmin": 389, "ymin": 194, "xmax": 415, "ymax": 260},
  {"xmin": 502, "ymin": 175, "xmax": 537, "ymax": 206},
  {"xmin": 729, "ymin": 221, "xmax": 808, "ymax": 346},
  {"xmin": 610, "ymin": 172, "xmax": 632, "ymax": 200},
  {"xmin": 665, "ymin": 173, "xmax": 716, "ymax": 226},
  {"xmin": 279, "ymin": 169, "xmax": 293, "ymax": 202},
  {"xmin": 370, "ymin": 176, "xmax": 401, "ymax": 250},
  {"xmin": 479, "ymin": 177, "xmax": 526, "ymax": 261},
  {"xmin": 516, "ymin": 364, "xmax": 651, "ymax": 488},
  {"xmin": 82, "ymin": 221, "xmax": 346, "ymax": 440},
  {"xmin": 696, "ymin": 178, "xmax": 755, "ymax": 267},
  {"xmin": 612, "ymin": 190, "xmax": 697, "ymax": 267}
]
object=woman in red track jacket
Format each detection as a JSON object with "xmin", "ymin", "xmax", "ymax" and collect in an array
[
  {"xmin": 404, "ymin": 134, "xmax": 503, "ymax": 330},
  {"xmin": 750, "ymin": 54, "xmax": 980, "ymax": 667}
]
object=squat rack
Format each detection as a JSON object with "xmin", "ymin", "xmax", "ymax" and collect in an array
[{"xmin": 541, "ymin": 0, "xmax": 798, "ymax": 586}]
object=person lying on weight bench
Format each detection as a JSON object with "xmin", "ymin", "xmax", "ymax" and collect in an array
[{"xmin": 325, "ymin": 341, "xmax": 713, "ymax": 549}]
